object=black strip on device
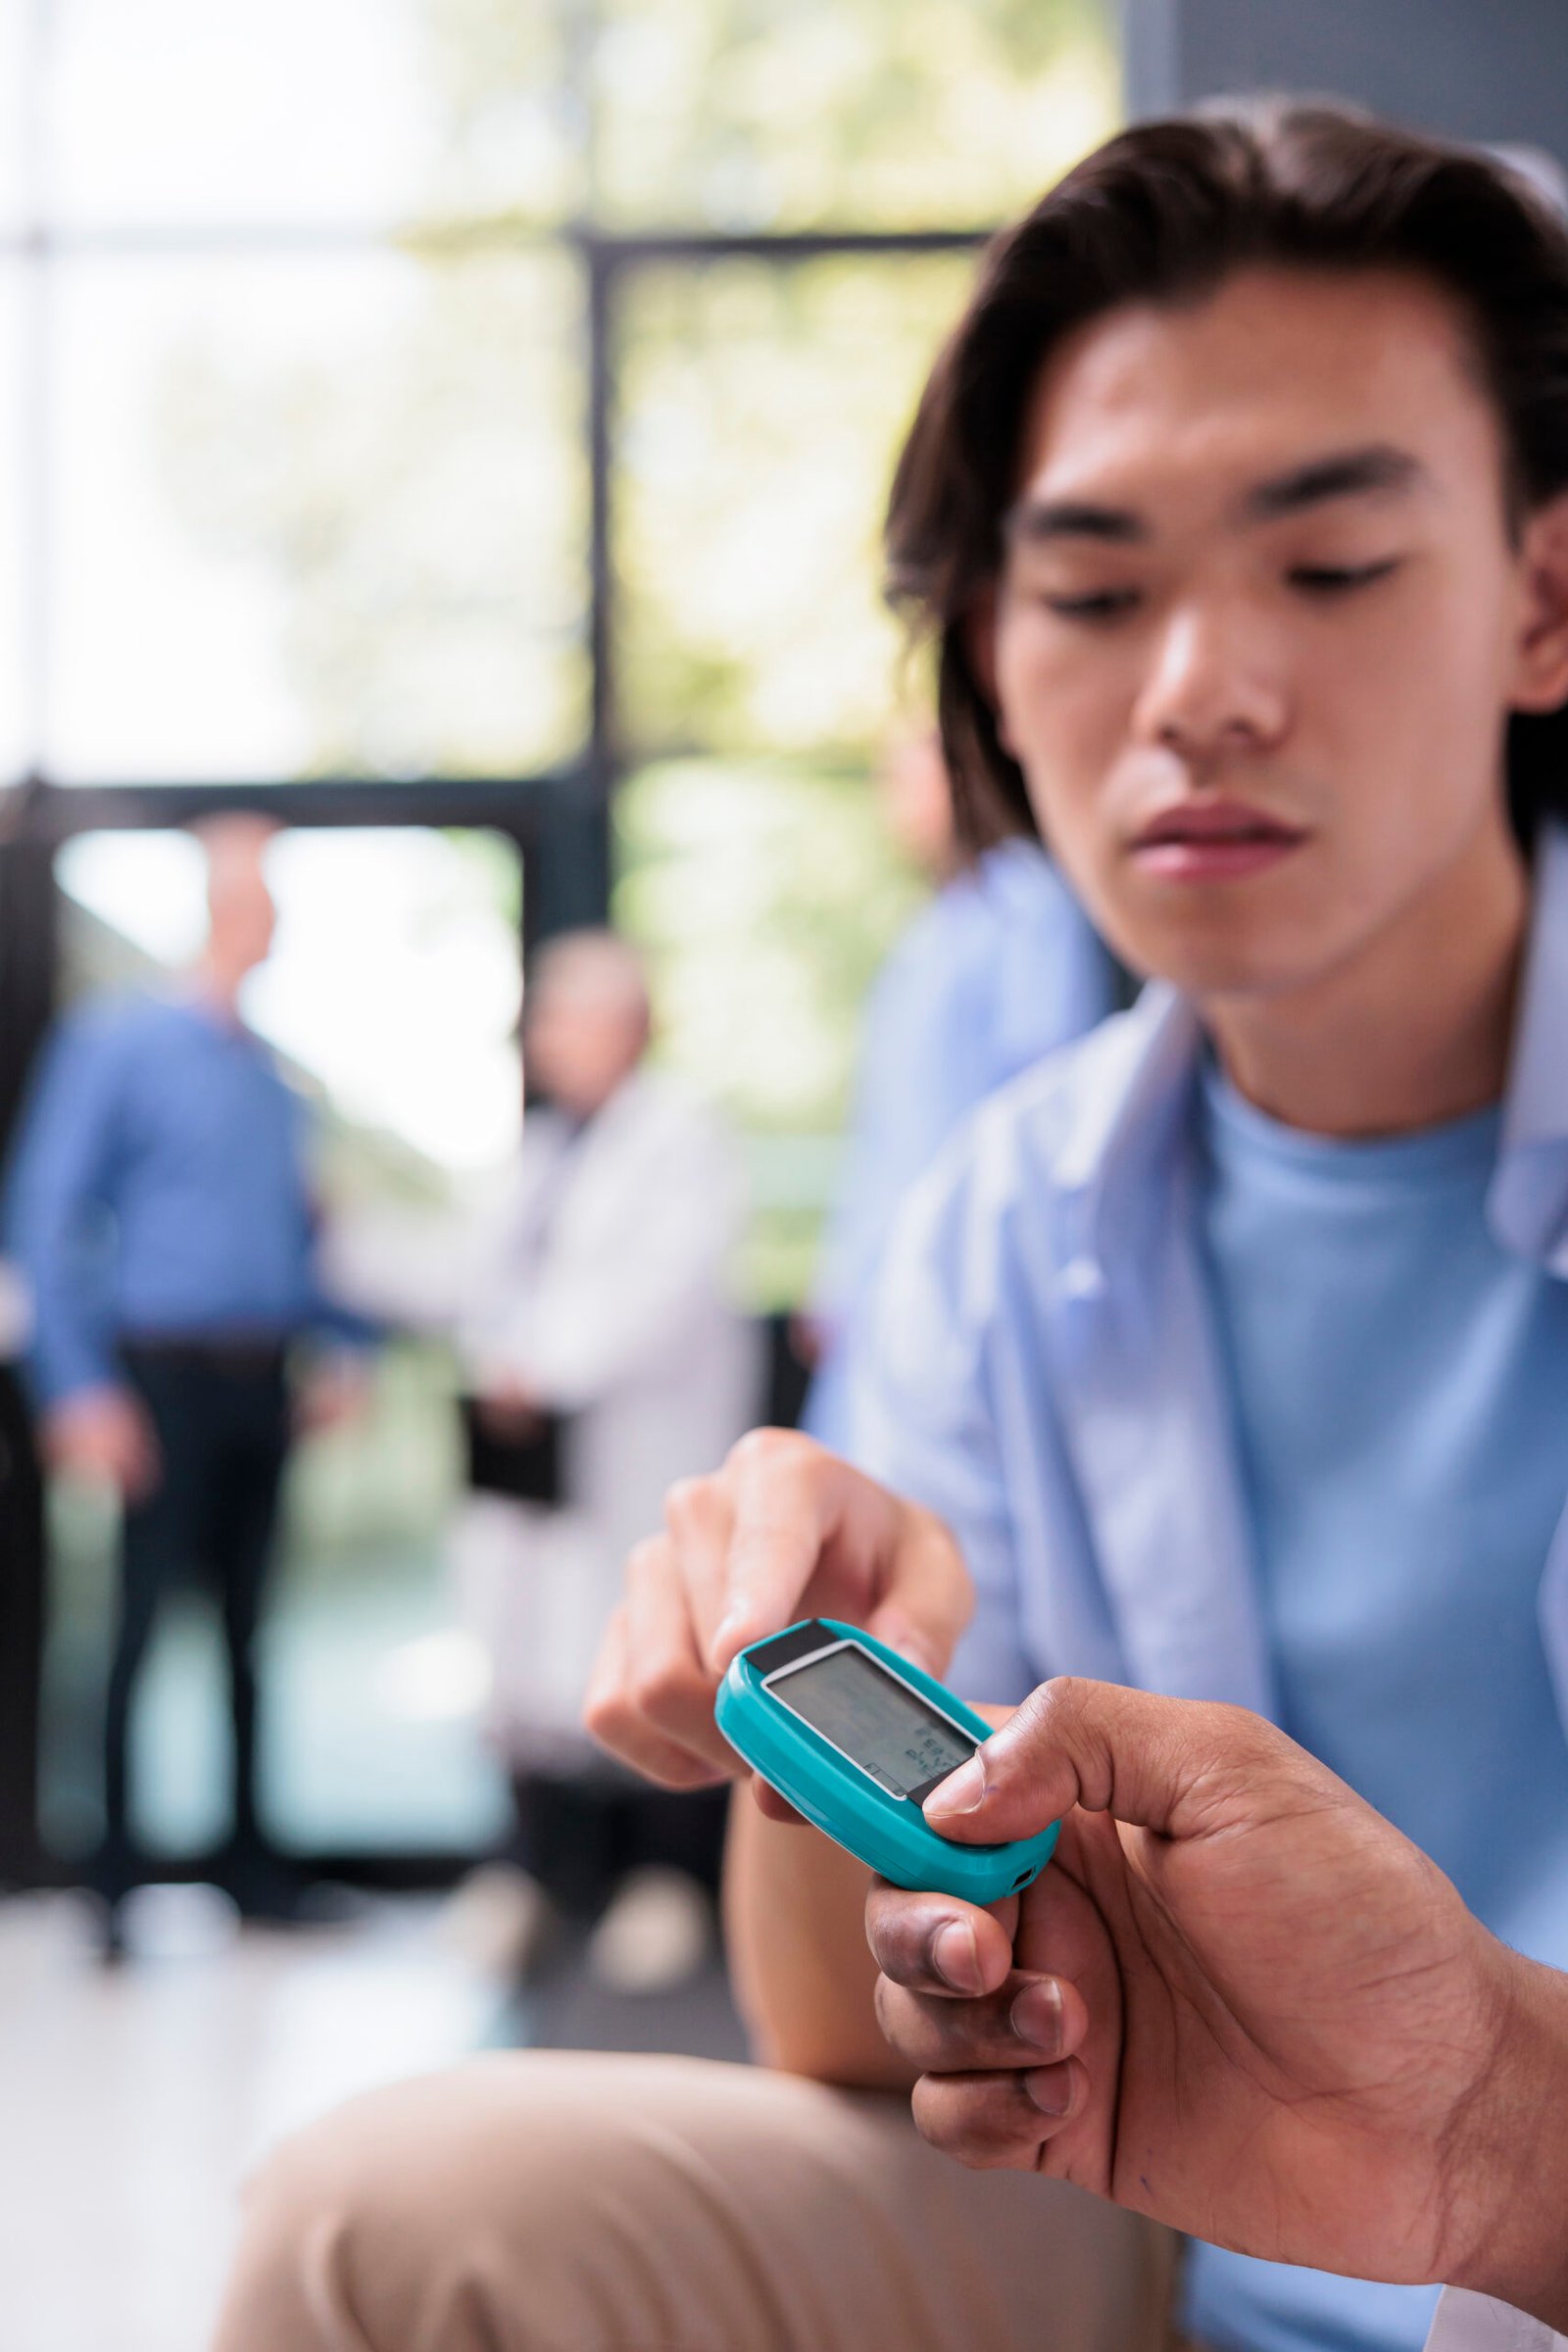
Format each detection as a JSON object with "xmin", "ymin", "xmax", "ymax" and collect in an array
[{"xmin": 743, "ymin": 1619, "xmax": 834, "ymax": 1674}]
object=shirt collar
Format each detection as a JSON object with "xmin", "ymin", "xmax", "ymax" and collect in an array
[
  {"xmin": 1054, "ymin": 819, "xmax": 1568, "ymax": 1284},
  {"xmin": 1052, "ymin": 980, "xmax": 1202, "ymax": 1290},
  {"xmin": 1493, "ymin": 819, "xmax": 1568, "ymax": 1267},
  {"xmin": 1501, "ymin": 821, "xmax": 1568, "ymax": 1148}
]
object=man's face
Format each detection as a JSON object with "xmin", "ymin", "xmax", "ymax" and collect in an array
[
  {"xmin": 523, "ymin": 983, "xmax": 646, "ymax": 1117},
  {"xmin": 208, "ymin": 864, "xmax": 277, "ymax": 978},
  {"xmin": 989, "ymin": 266, "xmax": 1550, "ymax": 1001}
]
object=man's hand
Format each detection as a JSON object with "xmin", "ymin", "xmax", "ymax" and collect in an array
[
  {"xmin": 868, "ymin": 1678, "xmax": 1568, "ymax": 2325},
  {"xmin": 473, "ymin": 1370, "xmax": 545, "ymax": 1444},
  {"xmin": 294, "ymin": 1356, "xmax": 373, "ymax": 1439},
  {"xmin": 585, "ymin": 1431, "xmax": 973, "ymax": 1811},
  {"xmin": 41, "ymin": 1384, "xmax": 161, "ymax": 1501}
]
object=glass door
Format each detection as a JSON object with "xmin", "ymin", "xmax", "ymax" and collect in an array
[{"xmin": 37, "ymin": 821, "xmax": 523, "ymax": 1870}]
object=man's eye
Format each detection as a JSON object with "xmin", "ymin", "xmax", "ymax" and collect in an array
[
  {"xmin": 1041, "ymin": 588, "xmax": 1142, "ymax": 621},
  {"xmin": 1288, "ymin": 557, "xmax": 1403, "ymax": 596}
]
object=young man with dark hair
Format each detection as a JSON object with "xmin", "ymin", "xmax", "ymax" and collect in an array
[{"xmin": 216, "ymin": 105, "xmax": 1568, "ymax": 2352}]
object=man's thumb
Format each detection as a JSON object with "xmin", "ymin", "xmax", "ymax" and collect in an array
[{"xmin": 922, "ymin": 1676, "xmax": 1273, "ymax": 1844}]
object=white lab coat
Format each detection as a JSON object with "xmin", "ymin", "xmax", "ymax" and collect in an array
[{"xmin": 454, "ymin": 1069, "xmax": 761, "ymax": 1761}]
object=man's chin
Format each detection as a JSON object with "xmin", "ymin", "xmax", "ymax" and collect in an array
[
  {"xmin": 1094, "ymin": 858, "xmax": 1331, "ymax": 1004},
  {"xmin": 1129, "ymin": 927, "xmax": 1326, "ymax": 1005}
]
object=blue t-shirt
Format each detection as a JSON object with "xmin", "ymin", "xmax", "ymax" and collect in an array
[{"xmin": 1187, "ymin": 1061, "xmax": 1568, "ymax": 2352}]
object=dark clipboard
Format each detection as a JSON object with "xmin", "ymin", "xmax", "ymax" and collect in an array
[{"xmin": 459, "ymin": 1396, "xmax": 566, "ymax": 1507}]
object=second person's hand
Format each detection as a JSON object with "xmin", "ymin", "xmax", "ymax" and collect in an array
[
  {"xmin": 585, "ymin": 1429, "xmax": 975, "ymax": 1805},
  {"xmin": 866, "ymin": 1678, "xmax": 1568, "ymax": 2321}
]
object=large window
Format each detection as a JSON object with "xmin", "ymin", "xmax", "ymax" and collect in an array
[
  {"xmin": 1, "ymin": 0, "xmax": 1118, "ymax": 1868},
  {"xmin": 45, "ymin": 246, "xmax": 586, "ymax": 784},
  {"xmin": 5, "ymin": 2, "xmax": 1117, "ymax": 1198},
  {"xmin": 3, "ymin": 0, "xmax": 1116, "ymax": 913}
]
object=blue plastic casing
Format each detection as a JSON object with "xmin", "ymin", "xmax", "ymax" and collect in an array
[{"xmin": 715, "ymin": 1617, "xmax": 1058, "ymax": 1903}]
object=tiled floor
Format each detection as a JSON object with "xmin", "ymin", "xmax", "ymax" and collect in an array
[{"xmin": 0, "ymin": 1885, "xmax": 749, "ymax": 2352}]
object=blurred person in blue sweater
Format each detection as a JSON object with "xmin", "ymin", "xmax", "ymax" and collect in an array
[
  {"xmin": 802, "ymin": 731, "xmax": 1115, "ymax": 1456},
  {"xmin": 4, "ymin": 816, "xmax": 369, "ymax": 1945}
]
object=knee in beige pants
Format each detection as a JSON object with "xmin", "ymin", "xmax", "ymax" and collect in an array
[{"xmin": 213, "ymin": 2050, "xmax": 1178, "ymax": 2352}]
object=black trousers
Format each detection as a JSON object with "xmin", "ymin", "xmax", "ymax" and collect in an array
[
  {"xmin": 509, "ymin": 1770, "xmax": 729, "ymax": 1922},
  {"xmin": 103, "ymin": 1344, "xmax": 291, "ymax": 1874}
]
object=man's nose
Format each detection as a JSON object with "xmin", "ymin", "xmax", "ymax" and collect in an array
[{"xmin": 1131, "ymin": 602, "xmax": 1289, "ymax": 762}]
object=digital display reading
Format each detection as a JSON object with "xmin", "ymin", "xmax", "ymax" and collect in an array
[{"xmin": 769, "ymin": 1644, "xmax": 975, "ymax": 1799}]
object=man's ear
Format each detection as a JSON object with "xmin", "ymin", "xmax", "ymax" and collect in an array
[
  {"xmin": 1510, "ymin": 489, "xmax": 1568, "ymax": 714},
  {"xmin": 963, "ymin": 584, "xmax": 1017, "ymax": 758}
]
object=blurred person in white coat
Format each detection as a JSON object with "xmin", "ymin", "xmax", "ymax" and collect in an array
[{"xmin": 451, "ymin": 929, "xmax": 760, "ymax": 1989}]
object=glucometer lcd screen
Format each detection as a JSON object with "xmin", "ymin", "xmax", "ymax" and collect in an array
[{"xmin": 766, "ymin": 1643, "xmax": 975, "ymax": 1801}]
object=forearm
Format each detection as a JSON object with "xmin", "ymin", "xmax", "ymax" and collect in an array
[
  {"xmin": 721, "ymin": 1791, "xmax": 915, "ymax": 2091},
  {"xmin": 1456, "ymin": 1947, "xmax": 1568, "ymax": 2333},
  {"xmin": 5, "ymin": 1038, "xmax": 122, "ymax": 1405},
  {"xmin": 13, "ymin": 1225, "xmax": 118, "ymax": 1404}
]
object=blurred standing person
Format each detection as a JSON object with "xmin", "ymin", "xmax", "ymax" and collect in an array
[
  {"xmin": 802, "ymin": 731, "xmax": 1116, "ymax": 1453},
  {"xmin": 3, "ymin": 816, "xmax": 368, "ymax": 1952},
  {"xmin": 452, "ymin": 929, "xmax": 758, "ymax": 1989}
]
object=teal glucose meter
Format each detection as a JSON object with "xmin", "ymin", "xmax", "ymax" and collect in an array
[{"xmin": 715, "ymin": 1617, "xmax": 1058, "ymax": 1903}]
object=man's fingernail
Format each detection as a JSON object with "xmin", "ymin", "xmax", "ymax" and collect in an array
[
  {"xmin": 924, "ymin": 1756, "xmax": 985, "ymax": 1818},
  {"xmin": 1010, "ymin": 1978, "xmax": 1063, "ymax": 2053},
  {"xmin": 878, "ymin": 1619, "xmax": 938, "ymax": 1675},
  {"xmin": 1025, "ymin": 2064, "xmax": 1076, "ymax": 2118},
  {"xmin": 710, "ymin": 1615, "xmax": 745, "ymax": 1663},
  {"xmin": 932, "ymin": 1919, "xmax": 982, "ymax": 1993}
]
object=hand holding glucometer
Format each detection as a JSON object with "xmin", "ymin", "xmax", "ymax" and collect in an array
[
  {"xmin": 585, "ymin": 1438, "xmax": 977, "ymax": 1800},
  {"xmin": 714, "ymin": 1616, "xmax": 1059, "ymax": 1902}
]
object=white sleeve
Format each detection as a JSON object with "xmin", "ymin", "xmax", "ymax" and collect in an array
[{"xmin": 1426, "ymin": 2290, "xmax": 1568, "ymax": 2352}]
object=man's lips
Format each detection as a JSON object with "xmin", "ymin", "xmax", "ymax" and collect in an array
[{"xmin": 1128, "ymin": 800, "xmax": 1308, "ymax": 882}]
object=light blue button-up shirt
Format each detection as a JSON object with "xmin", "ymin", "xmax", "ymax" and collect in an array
[{"xmin": 859, "ymin": 824, "xmax": 1568, "ymax": 2352}]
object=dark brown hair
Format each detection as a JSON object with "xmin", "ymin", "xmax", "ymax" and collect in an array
[{"xmin": 886, "ymin": 101, "xmax": 1568, "ymax": 851}]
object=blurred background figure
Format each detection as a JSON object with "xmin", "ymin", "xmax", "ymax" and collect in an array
[
  {"xmin": 449, "ymin": 929, "xmax": 759, "ymax": 1992},
  {"xmin": 2, "ymin": 814, "xmax": 371, "ymax": 1952},
  {"xmin": 799, "ymin": 730, "xmax": 1117, "ymax": 1456}
]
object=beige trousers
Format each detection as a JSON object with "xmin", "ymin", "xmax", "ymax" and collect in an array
[{"xmin": 211, "ymin": 2051, "xmax": 1182, "ymax": 2352}]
